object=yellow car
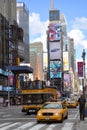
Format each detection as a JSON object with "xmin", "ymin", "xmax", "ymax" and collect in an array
[
  {"xmin": 22, "ymin": 104, "xmax": 42, "ymax": 114},
  {"xmin": 65, "ymin": 98, "xmax": 78, "ymax": 108},
  {"xmin": 36, "ymin": 101, "xmax": 68, "ymax": 123}
]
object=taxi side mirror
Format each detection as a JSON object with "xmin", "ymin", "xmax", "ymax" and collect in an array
[{"xmin": 63, "ymin": 105, "xmax": 66, "ymax": 109}]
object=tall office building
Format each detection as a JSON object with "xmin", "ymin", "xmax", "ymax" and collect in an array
[
  {"xmin": 0, "ymin": 0, "xmax": 17, "ymax": 97},
  {"xmin": 30, "ymin": 42, "xmax": 43, "ymax": 80},
  {"xmin": 0, "ymin": 0, "xmax": 16, "ymax": 21},
  {"xmin": 16, "ymin": 2, "xmax": 30, "ymax": 63},
  {"xmin": 68, "ymin": 37, "xmax": 75, "ymax": 72}
]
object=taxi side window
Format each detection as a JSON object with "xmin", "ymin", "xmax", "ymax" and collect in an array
[{"xmin": 62, "ymin": 104, "xmax": 66, "ymax": 109}]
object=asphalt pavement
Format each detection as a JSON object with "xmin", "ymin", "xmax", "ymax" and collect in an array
[
  {"xmin": 0, "ymin": 105, "xmax": 87, "ymax": 130},
  {"xmin": 76, "ymin": 118, "xmax": 87, "ymax": 130}
]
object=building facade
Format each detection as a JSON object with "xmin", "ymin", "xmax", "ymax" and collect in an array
[
  {"xmin": 30, "ymin": 42, "xmax": 43, "ymax": 80},
  {"xmin": 0, "ymin": 0, "xmax": 25, "ymax": 101},
  {"xmin": 0, "ymin": 0, "xmax": 16, "ymax": 99},
  {"xmin": 17, "ymin": 2, "xmax": 29, "ymax": 63}
]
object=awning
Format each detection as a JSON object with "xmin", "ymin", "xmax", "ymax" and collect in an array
[{"xmin": 6, "ymin": 65, "xmax": 33, "ymax": 74}]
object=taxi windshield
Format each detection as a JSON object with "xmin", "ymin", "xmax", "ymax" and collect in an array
[{"xmin": 43, "ymin": 103, "xmax": 62, "ymax": 109}]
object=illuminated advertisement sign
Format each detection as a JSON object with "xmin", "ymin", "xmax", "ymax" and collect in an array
[
  {"xmin": 64, "ymin": 73, "xmax": 70, "ymax": 88},
  {"xmin": 63, "ymin": 51, "xmax": 69, "ymax": 71},
  {"xmin": 49, "ymin": 41, "xmax": 61, "ymax": 60},
  {"xmin": 48, "ymin": 23, "xmax": 61, "ymax": 41},
  {"xmin": 50, "ymin": 60, "xmax": 62, "ymax": 79}
]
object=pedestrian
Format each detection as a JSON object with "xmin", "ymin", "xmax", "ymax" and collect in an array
[
  {"xmin": 78, "ymin": 94, "xmax": 86, "ymax": 120},
  {"xmin": 28, "ymin": 78, "xmax": 33, "ymax": 89},
  {"xmin": 35, "ymin": 77, "xmax": 40, "ymax": 89}
]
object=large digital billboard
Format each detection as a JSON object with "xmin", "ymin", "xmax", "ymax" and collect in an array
[
  {"xmin": 63, "ymin": 51, "xmax": 69, "ymax": 71},
  {"xmin": 50, "ymin": 60, "xmax": 62, "ymax": 79},
  {"xmin": 64, "ymin": 73, "xmax": 71, "ymax": 88},
  {"xmin": 49, "ymin": 41, "xmax": 61, "ymax": 60},
  {"xmin": 48, "ymin": 23, "xmax": 61, "ymax": 41}
]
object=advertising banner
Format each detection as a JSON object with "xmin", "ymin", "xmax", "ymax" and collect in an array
[
  {"xmin": 48, "ymin": 23, "xmax": 61, "ymax": 41},
  {"xmin": 49, "ymin": 41, "xmax": 61, "ymax": 60},
  {"xmin": 77, "ymin": 62, "xmax": 83, "ymax": 77},
  {"xmin": 64, "ymin": 73, "xmax": 70, "ymax": 88},
  {"xmin": 50, "ymin": 60, "xmax": 62, "ymax": 79},
  {"xmin": 63, "ymin": 51, "xmax": 69, "ymax": 71},
  {"xmin": 8, "ymin": 74, "xmax": 14, "ymax": 86}
]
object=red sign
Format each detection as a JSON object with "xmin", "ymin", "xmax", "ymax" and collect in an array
[{"xmin": 77, "ymin": 62, "xmax": 83, "ymax": 77}]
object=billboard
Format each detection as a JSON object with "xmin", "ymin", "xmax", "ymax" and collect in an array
[
  {"xmin": 63, "ymin": 51, "xmax": 69, "ymax": 71},
  {"xmin": 50, "ymin": 41, "xmax": 61, "ymax": 60},
  {"xmin": 64, "ymin": 73, "xmax": 71, "ymax": 88},
  {"xmin": 77, "ymin": 62, "xmax": 83, "ymax": 77},
  {"xmin": 48, "ymin": 23, "xmax": 61, "ymax": 41},
  {"xmin": 50, "ymin": 60, "xmax": 62, "ymax": 79}
]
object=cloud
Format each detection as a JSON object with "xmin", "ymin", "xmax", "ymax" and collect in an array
[
  {"xmin": 29, "ymin": 14, "xmax": 87, "ymax": 51},
  {"xmin": 29, "ymin": 12, "xmax": 49, "ymax": 50},
  {"xmin": 29, "ymin": 12, "xmax": 48, "ymax": 36},
  {"xmin": 72, "ymin": 17, "xmax": 87, "ymax": 30},
  {"xmin": 68, "ymin": 29, "xmax": 85, "ymax": 46},
  {"xmin": 68, "ymin": 17, "xmax": 87, "ymax": 49},
  {"xmin": 31, "ymin": 34, "xmax": 48, "ymax": 51}
]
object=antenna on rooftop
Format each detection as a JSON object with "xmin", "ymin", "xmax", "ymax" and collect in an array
[{"xmin": 50, "ymin": 0, "xmax": 54, "ymax": 10}]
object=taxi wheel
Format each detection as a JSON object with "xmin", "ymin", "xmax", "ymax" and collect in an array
[
  {"xmin": 65, "ymin": 113, "xmax": 68, "ymax": 119},
  {"xmin": 37, "ymin": 120, "xmax": 41, "ymax": 123},
  {"xmin": 26, "ymin": 110, "xmax": 31, "ymax": 115},
  {"xmin": 60, "ymin": 115, "xmax": 64, "ymax": 123}
]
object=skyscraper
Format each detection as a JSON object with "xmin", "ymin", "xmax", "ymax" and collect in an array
[
  {"xmin": 17, "ymin": 2, "xmax": 30, "ymax": 63},
  {"xmin": 30, "ymin": 42, "xmax": 43, "ymax": 80}
]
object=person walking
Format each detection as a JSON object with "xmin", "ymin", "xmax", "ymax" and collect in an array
[{"xmin": 78, "ymin": 94, "xmax": 86, "ymax": 120}]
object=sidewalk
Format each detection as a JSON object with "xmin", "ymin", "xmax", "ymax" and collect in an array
[{"xmin": 76, "ymin": 118, "xmax": 87, "ymax": 130}]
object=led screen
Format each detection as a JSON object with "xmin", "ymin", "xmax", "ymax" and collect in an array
[
  {"xmin": 49, "ymin": 41, "xmax": 61, "ymax": 60},
  {"xmin": 48, "ymin": 23, "xmax": 61, "ymax": 41},
  {"xmin": 50, "ymin": 60, "xmax": 62, "ymax": 79}
]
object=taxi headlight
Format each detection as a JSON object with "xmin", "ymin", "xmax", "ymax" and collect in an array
[
  {"xmin": 55, "ymin": 113, "xmax": 61, "ymax": 116},
  {"xmin": 37, "ymin": 113, "xmax": 41, "ymax": 116}
]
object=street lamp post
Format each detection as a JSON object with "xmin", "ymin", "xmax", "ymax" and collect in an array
[
  {"xmin": 6, "ymin": 70, "xmax": 13, "ymax": 107},
  {"xmin": 82, "ymin": 49, "xmax": 86, "ymax": 93},
  {"xmin": 7, "ymin": 83, "xmax": 10, "ymax": 107},
  {"xmin": 6, "ymin": 70, "xmax": 10, "ymax": 107}
]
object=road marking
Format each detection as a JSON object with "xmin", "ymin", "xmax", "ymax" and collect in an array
[
  {"xmin": 14, "ymin": 122, "xmax": 35, "ymax": 130},
  {"xmin": 0, "ymin": 122, "xmax": 74, "ymax": 130},
  {"xmin": 46, "ymin": 124, "xmax": 58, "ymax": 130},
  {"xmin": 0, "ymin": 123, "xmax": 11, "ymax": 127},
  {"xmin": 0, "ymin": 117, "xmax": 36, "ymax": 120},
  {"xmin": 0, "ymin": 122, "xmax": 21, "ymax": 130},
  {"xmin": 0, "ymin": 112, "xmax": 4, "ymax": 113},
  {"xmin": 61, "ymin": 122, "xmax": 74, "ymax": 130},
  {"xmin": 3, "ymin": 115, "xmax": 11, "ymax": 117},
  {"xmin": 27, "ymin": 124, "xmax": 46, "ymax": 130},
  {"xmin": 68, "ymin": 110, "xmax": 79, "ymax": 119}
]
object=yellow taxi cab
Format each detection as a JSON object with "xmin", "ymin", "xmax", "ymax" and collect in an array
[
  {"xmin": 36, "ymin": 101, "xmax": 68, "ymax": 123},
  {"xmin": 22, "ymin": 104, "xmax": 42, "ymax": 114},
  {"xmin": 65, "ymin": 98, "xmax": 78, "ymax": 108},
  {"xmin": 57, "ymin": 97, "xmax": 67, "ymax": 104}
]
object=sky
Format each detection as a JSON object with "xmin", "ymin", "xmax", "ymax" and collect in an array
[{"xmin": 17, "ymin": 0, "xmax": 87, "ymax": 66}]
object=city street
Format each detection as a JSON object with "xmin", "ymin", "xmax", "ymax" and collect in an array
[{"xmin": 0, "ymin": 105, "xmax": 80, "ymax": 130}]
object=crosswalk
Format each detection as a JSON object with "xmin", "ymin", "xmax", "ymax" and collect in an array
[{"xmin": 0, "ymin": 121, "xmax": 74, "ymax": 130}]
